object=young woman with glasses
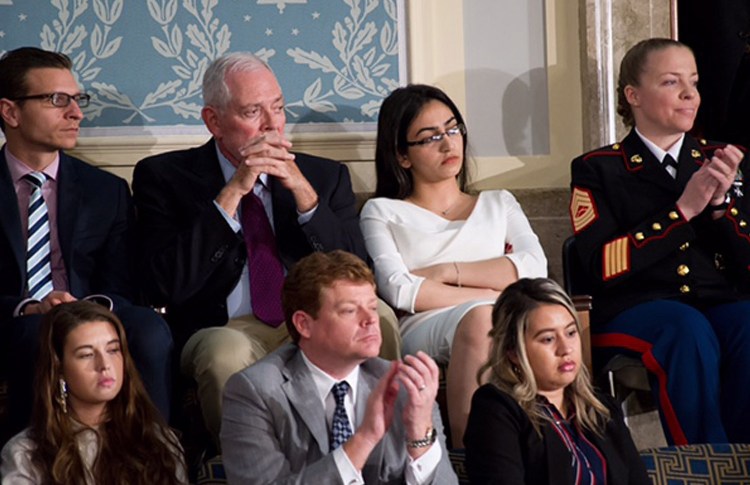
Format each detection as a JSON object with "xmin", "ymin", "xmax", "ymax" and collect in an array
[{"xmin": 360, "ymin": 84, "xmax": 547, "ymax": 447}]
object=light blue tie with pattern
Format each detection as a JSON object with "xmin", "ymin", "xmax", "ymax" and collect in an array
[
  {"xmin": 330, "ymin": 381, "xmax": 353, "ymax": 451},
  {"xmin": 24, "ymin": 172, "xmax": 53, "ymax": 300}
]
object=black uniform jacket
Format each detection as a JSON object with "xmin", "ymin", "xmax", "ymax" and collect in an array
[{"xmin": 569, "ymin": 130, "xmax": 750, "ymax": 324}]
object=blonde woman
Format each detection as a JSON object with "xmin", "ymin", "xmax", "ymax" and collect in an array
[{"xmin": 464, "ymin": 278, "xmax": 648, "ymax": 484}]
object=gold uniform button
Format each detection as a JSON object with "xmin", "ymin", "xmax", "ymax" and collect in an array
[
  {"xmin": 691, "ymin": 149, "xmax": 702, "ymax": 158},
  {"xmin": 631, "ymin": 154, "xmax": 643, "ymax": 164},
  {"xmin": 635, "ymin": 232, "xmax": 645, "ymax": 241},
  {"xmin": 700, "ymin": 139, "xmax": 707, "ymax": 145},
  {"xmin": 677, "ymin": 264, "xmax": 690, "ymax": 276},
  {"xmin": 669, "ymin": 211, "xmax": 679, "ymax": 220},
  {"xmin": 612, "ymin": 143, "xmax": 620, "ymax": 150},
  {"xmin": 741, "ymin": 220, "xmax": 748, "ymax": 228},
  {"xmin": 680, "ymin": 242, "xmax": 690, "ymax": 251},
  {"xmin": 652, "ymin": 222, "xmax": 662, "ymax": 231},
  {"xmin": 731, "ymin": 208, "xmax": 739, "ymax": 216},
  {"xmin": 680, "ymin": 285, "xmax": 691, "ymax": 294}
]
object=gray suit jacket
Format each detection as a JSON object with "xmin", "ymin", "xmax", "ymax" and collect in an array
[{"xmin": 221, "ymin": 344, "xmax": 458, "ymax": 484}]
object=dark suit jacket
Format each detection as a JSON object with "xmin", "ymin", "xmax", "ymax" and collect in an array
[
  {"xmin": 0, "ymin": 148, "xmax": 135, "ymax": 320},
  {"xmin": 132, "ymin": 139, "xmax": 367, "ymax": 342},
  {"xmin": 221, "ymin": 343, "xmax": 458, "ymax": 485},
  {"xmin": 464, "ymin": 384, "xmax": 649, "ymax": 485},
  {"xmin": 570, "ymin": 130, "xmax": 750, "ymax": 324}
]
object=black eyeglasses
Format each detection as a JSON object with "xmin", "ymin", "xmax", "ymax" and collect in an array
[
  {"xmin": 406, "ymin": 123, "xmax": 466, "ymax": 147},
  {"xmin": 12, "ymin": 92, "xmax": 91, "ymax": 108}
]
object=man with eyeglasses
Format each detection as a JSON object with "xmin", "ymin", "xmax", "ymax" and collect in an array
[{"xmin": 0, "ymin": 47, "xmax": 173, "ymax": 444}]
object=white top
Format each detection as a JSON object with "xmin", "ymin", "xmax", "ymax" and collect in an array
[
  {"xmin": 1, "ymin": 426, "xmax": 187, "ymax": 485},
  {"xmin": 360, "ymin": 190, "xmax": 547, "ymax": 316}
]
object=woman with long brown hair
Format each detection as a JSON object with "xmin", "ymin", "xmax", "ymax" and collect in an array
[{"xmin": 0, "ymin": 300, "xmax": 186, "ymax": 484}]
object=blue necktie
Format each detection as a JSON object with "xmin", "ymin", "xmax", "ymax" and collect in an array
[
  {"xmin": 330, "ymin": 381, "xmax": 353, "ymax": 451},
  {"xmin": 24, "ymin": 172, "xmax": 53, "ymax": 300}
]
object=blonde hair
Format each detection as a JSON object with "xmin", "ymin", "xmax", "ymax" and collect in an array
[{"xmin": 479, "ymin": 278, "xmax": 610, "ymax": 435}]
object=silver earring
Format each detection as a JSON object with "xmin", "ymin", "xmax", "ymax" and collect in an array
[{"xmin": 56, "ymin": 378, "xmax": 68, "ymax": 414}]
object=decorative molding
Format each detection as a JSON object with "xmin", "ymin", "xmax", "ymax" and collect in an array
[{"xmin": 69, "ymin": 131, "xmax": 378, "ymax": 192}]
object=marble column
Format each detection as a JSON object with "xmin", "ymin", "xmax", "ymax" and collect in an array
[{"xmin": 578, "ymin": 0, "xmax": 676, "ymax": 150}]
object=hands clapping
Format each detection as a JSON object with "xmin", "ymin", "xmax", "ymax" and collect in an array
[
  {"xmin": 677, "ymin": 144, "xmax": 742, "ymax": 220},
  {"xmin": 352, "ymin": 351, "xmax": 439, "ymax": 460}
]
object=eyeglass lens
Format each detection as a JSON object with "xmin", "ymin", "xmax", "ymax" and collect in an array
[{"xmin": 52, "ymin": 93, "xmax": 90, "ymax": 108}]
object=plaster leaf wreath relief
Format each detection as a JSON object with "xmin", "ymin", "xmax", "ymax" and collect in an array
[
  {"xmin": 34, "ymin": 0, "xmax": 399, "ymax": 124},
  {"xmin": 286, "ymin": 0, "xmax": 399, "ymax": 120}
]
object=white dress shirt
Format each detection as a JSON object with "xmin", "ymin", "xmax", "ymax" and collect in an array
[{"xmin": 299, "ymin": 351, "xmax": 441, "ymax": 485}]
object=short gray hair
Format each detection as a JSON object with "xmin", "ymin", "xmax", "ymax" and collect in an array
[{"xmin": 202, "ymin": 52, "xmax": 273, "ymax": 110}]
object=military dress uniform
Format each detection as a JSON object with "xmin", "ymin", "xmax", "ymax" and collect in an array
[{"xmin": 569, "ymin": 129, "xmax": 750, "ymax": 445}]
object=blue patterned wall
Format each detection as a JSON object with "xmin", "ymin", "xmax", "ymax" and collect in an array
[{"xmin": 0, "ymin": 0, "xmax": 405, "ymax": 135}]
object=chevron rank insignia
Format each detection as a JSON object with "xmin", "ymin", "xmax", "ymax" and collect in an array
[
  {"xmin": 570, "ymin": 187, "xmax": 597, "ymax": 233},
  {"xmin": 603, "ymin": 236, "xmax": 629, "ymax": 280}
]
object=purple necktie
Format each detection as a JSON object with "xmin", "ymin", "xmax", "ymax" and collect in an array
[{"xmin": 240, "ymin": 191, "xmax": 285, "ymax": 326}]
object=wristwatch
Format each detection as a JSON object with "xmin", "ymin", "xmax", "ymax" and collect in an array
[{"xmin": 406, "ymin": 427, "xmax": 437, "ymax": 448}]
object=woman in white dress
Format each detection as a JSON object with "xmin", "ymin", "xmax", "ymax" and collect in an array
[
  {"xmin": 0, "ymin": 300, "xmax": 186, "ymax": 484},
  {"xmin": 360, "ymin": 84, "xmax": 547, "ymax": 447}
]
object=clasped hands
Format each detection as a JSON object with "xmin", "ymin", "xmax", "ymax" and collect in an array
[
  {"xmin": 218, "ymin": 131, "xmax": 318, "ymax": 215},
  {"xmin": 678, "ymin": 144, "xmax": 743, "ymax": 220}
]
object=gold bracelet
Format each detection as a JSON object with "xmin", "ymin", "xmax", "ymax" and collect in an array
[{"xmin": 453, "ymin": 261, "xmax": 461, "ymax": 288}]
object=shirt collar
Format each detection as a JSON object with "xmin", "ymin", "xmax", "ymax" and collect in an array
[
  {"xmin": 300, "ymin": 350, "xmax": 360, "ymax": 404},
  {"xmin": 634, "ymin": 127, "xmax": 684, "ymax": 164},
  {"xmin": 5, "ymin": 145, "xmax": 59, "ymax": 183}
]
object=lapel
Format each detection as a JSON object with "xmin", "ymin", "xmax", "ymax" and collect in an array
[
  {"xmin": 0, "ymin": 149, "xmax": 25, "ymax": 277},
  {"xmin": 621, "ymin": 130, "xmax": 681, "ymax": 194},
  {"xmin": 282, "ymin": 351, "xmax": 331, "ymax": 454},
  {"xmin": 269, "ymin": 173, "xmax": 297, "ymax": 270},
  {"xmin": 676, "ymin": 135, "xmax": 708, "ymax": 187},
  {"xmin": 56, "ymin": 152, "xmax": 81, "ymax": 274},
  {"xmin": 542, "ymin": 424, "xmax": 575, "ymax": 485},
  {"xmin": 588, "ymin": 428, "xmax": 624, "ymax": 485},
  {"xmin": 357, "ymin": 361, "xmax": 386, "ymax": 476},
  {"xmin": 190, "ymin": 139, "xmax": 228, "ymax": 200}
]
